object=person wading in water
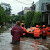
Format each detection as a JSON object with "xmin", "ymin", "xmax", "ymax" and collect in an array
[{"xmin": 11, "ymin": 21, "xmax": 24, "ymax": 44}]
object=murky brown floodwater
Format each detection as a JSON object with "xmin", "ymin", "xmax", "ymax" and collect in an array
[
  {"xmin": 0, "ymin": 28, "xmax": 50, "ymax": 50},
  {"xmin": 0, "ymin": 27, "xmax": 8, "ymax": 34}
]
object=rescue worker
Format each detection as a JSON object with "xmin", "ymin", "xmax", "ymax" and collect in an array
[
  {"xmin": 45, "ymin": 25, "xmax": 50, "ymax": 38},
  {"xmin": 34, "ymin": 25, "xmax": 40, "ymax": 39},
  {"xmin": 41, "ymin": 25, "xmax": 47, "ymax": 39},
  {"xmin": 38, "ymin": 25, "xmax": 42, "ymax": 38},
  {"xmin": 30, "ymin": 25, "xmax": 32, "ymax": 28},
  {"xmin": 39, "ymin": 25, "xmax": 41, "ymax": 30},
  {"xmin": 21, "ymin": 23, "xmax": 27, "ymax": 37},
  {"xmin": 11, "ymin": 21, "xmax": 23, "ymax": 44}
]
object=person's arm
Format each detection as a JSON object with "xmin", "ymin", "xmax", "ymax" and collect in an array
[
  {"xmin": 20, "ymin": 28, "xmax": 24, "ymax": 36},
  {"xmin": 40, "ymin": 29, "xmax": 42, "ymax": 34},
  {"xmin": 24, "ymin": 28, "xmax": 27, "ymax": 33},
  {"xmin": 11, "ymin": 27, "xmax": 14, "ymax": 36},
  {"xmin": 45, "ymin": 28, "xmax": 49, "ymax": 38}
]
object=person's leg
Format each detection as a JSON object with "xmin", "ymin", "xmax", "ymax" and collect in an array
[
  {"xmin": 11, "ymin": 40, "xmax": 15, "ymax": 44},
  {"xmin": 11, "ymin": 40, "xmax": 20, "ymax": 44}
]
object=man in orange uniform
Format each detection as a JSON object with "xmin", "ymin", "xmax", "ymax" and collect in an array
[
  {"xmin": 34, "ymin": 25, "xmax": 41, "ymax": 39},
  {"xmin": 45, "ymin": 25, "xmax": 50, "ymax": 38},
  {"xmin": 41, "ymin": 25, "xmax": 47, "ymax": 39},
  {"xmin": 21, "ymin": 23, "xmax": 27, "ymax": 37}
]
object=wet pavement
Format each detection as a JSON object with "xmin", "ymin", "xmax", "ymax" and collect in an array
[{"xmin": 0, "ymin": 28, "xmax": 50, "ymax": 50}]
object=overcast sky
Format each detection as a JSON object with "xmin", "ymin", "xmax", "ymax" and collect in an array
[{"xmin": 0, "ymin": 0, "xmax": 39, "ymax": 15}]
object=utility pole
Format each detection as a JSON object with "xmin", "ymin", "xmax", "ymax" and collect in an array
[{"xmin": 22, "ymin": 6, "xmax": 23, "ymax": 15}]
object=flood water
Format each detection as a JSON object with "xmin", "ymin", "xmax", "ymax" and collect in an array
[{"xmin": 0, "ymin": 28, "xmax": 50, "ymax": 50}]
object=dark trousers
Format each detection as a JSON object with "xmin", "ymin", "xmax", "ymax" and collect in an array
[{"xmin": 11, "ymin": 40, "xmax": 20, "ymax": 44}]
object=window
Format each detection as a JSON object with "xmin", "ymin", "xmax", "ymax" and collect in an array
[{"xmin": 41, "ymin": 3, "xmax": 45, "ymax": 11}]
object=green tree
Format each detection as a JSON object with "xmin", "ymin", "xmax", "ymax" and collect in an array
[
  {"xmin": 1, "ymin": 3, "xmax": 11, "ymax": 15},
  {"xmin": 31, "ymin": 12, "xmax": 42, "ymax": 26},
  {"xmin": 0, "ymin": 6, "xmax": 6, "ymax": 25},
  {"xmin": 6, "ymin": 15, "xmax": 14, "ymax": 23},
  {"xmin": 25, "ymin": 11, "xmax": 34, "ymax": 28},
  {"xmin": 15, "ymin": 15, "xmax": 20, "ymax": 22},
  {"xmin": 19, "ymin": 15, "xmax": 25, "ymax": 23}
]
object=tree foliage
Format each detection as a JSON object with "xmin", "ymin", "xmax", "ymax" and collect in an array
[
  {"xmin": 25, "ymin": 11, "xmax": 34, "ymax": 28},
  {"xmin": 0, "ymin": 5, "xmax": 42, "ymax": 27},
  {"xmin": 0, "ymin": 6, "xmax": 6, "ymax": 24},
  {"xmin": 31, "ymin": 12, "xmax": 42, "ymax": 26},
  {"xmin": 0, "ymin": 5, "xmax": 13, "ymax": 25},
  {"xmin": 19, "ymin": 15, "xmax": 25, "ymax": 23},
  {"xmin": 15, "ymin": 15, "xmax": 21, "ymax": 22}
]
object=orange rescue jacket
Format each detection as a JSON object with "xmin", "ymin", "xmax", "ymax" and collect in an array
[{"xmin": 34, "ymin": 28, "xmax": 40, "ymax": 37}]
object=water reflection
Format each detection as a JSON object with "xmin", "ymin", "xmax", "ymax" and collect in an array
[
  {"xmin": 12, "ymin": 44, "xmax": 21, "ymax": 50},
  {"xmin": 0, "ymin": 27, "xmax": 8, "ymax": 34},
  {"xmin": 0, "ymin": 28, "xmax": 50, "ymax": 50}
]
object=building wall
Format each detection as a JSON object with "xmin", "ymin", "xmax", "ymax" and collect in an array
[
  {"xmin": 35, "ymin": 0, "xmax": 50, "ymax": 12},
  {"xmin": 35, "ymin": 1, "xmax": 39, "ymax": 12},
  {"xmin": 24, "ymin": 9, "xmax": 31, "ymax": 14},
  {"xmin": 18, "ymin": 11, "xmax": 24, "ymax": 15},
  {"xmin": 35, "ymin": 1, "xmax": 39, "ymax": 11},
  {"xmin": 24, "ymin": 7, "xmax": 31, "ymax": 14},
  {"xmin": 35, "ymin": 1, "xmax": 40, "ymax": 12},
  {"xmin": 48, "ymin": 14, "xmax": 50, "ymax": 25},
  {"xmin": 39, "ymin": 0, "xmax": 49, "ymax": 12}
]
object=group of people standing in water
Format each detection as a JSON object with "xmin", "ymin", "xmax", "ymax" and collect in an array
[{"xmin": 11, "ymin": 21, "xmax": 50, "ymax": 44}]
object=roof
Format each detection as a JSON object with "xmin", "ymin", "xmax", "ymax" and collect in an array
[{"xmin": 24, "ymin": 7, "xmax": 31, "ymax": 10}]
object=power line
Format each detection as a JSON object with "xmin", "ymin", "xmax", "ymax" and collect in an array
[{"xmin": 15, "ymin": 0, "xmax": 32, "ymax": 5}]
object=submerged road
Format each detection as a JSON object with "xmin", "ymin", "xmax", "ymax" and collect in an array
[{"xmin": 0, "ymin": 28, "xmax": 50, "ymax": 50}]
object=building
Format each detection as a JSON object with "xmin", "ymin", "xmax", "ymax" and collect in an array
[
  {"xmin": 18, "ymin": 10, "xmax": 24, "ymax": 15},
  {"xmin": 35, "ymin": 0, "xmax": 50, "ymax": 12},
  {"xmin": 42, "ymin": 3, "xmax": 50, "ymax": 26},
  {"xmin": 30, "ymin": 1, "xmax": 36, "ymax": 11},
  {"xmin": 35, "ymin": 0, "xmax": 50, "ymax": 26},
  {"xmin": 24, "ymin": 7, "xmax": 31, "ymax": 14},
  {"xmin": 0, "ymin": 3, "xmax": 11, "ymax": 15}
]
